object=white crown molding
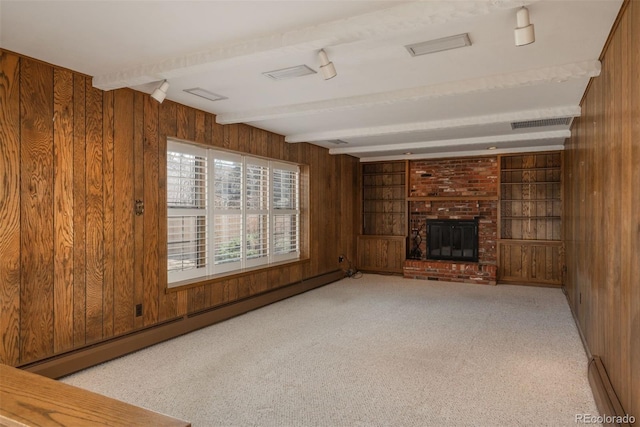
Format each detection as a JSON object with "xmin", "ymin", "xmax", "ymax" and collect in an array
[
  {"xmin": 285, "ymin": 106, "xmax": 581, "ymax": 143},
  {"xmin": 359, "ymin": 144, "xmax": 565, "ymax": 162},
  {"xmin": 328, "ymin": 130, "xmax": 570, "ymax": 155},
  {"xmin": 92, "ymin": 0, "xmax": 531, "ymax": 90},
  {"xmin": 218, "ymin": 60, "xmax": 600, "ymax": 125}
]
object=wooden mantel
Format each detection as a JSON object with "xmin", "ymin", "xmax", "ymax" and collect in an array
[{"xmin": 0, "ymin": 364, "xmax": 190, "ymax": 427}]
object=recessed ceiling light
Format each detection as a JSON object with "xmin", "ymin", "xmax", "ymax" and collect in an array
[
  {"xmin": 404, "ymin": 152, "xmax": 413, "ymax": 155},
  {"xmin": 487, "ymin": 146, "xmax": 497, "ymax": 150},
  {"xmin": 263, "ymin": 65, "xmax": 317, "ymax": 80},
  {"xmin": 183, "ymin": 88, "xmax": 228, "ymax": 102},
  {"xmin": 405, "ymin": 33, "xmax": 472, "ymax": 57}
]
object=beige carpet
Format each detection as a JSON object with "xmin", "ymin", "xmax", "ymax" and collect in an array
[{"xmin": 62, "ymin": 275, "xmax": 599, "ymax": 426}]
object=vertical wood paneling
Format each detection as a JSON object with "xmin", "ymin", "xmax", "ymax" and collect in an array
[
  {"xmin": 238, "ymin": 124, "xmax": 250, "ymax": 154},
  {"xmin": 188, "ymin": 109, "xmax": 208, "ymax": 314},
  {"xmin": 72, "ymin": 74, "xmax": 86, "ymax": 347},
  {"xmin": 629, "ymin": 1, "xmax": 640, "ymax": 414},
  {"xmin": 564, "ymin": 1, "xmax": 639, "ymax": 417},
  {"xmin": 85, "ymin": 82, "xmax": 104, "ymax": 343},
  {"xmin": 101, "ymin": 89, "xmax": 114, "ymax": 339},
  {"xmin": 194, "ymin": 110, "xmax": 206, "ymax": 144},
  {"xmin": 158, "ymin": 101, "xmax": 177, "ymax": 321},
  {"xmin": 175, "ymin": 102, "xmax": 193, "ymax": 317},
  {"xmin": 133, "ymin": 92, "xmax": 145, "ymax": 330},
  {"xmin": 0, "ymin": 52, "xmax": 21, "ymax": 365},
  {"xmin": 617, "ymin": 8, "xmax": 632, "ymax": 406},
  {"xmin": 176, "ymin": 104, "xmax": 195, "ymax": 142},
  {"xmin": 143, "ymin": 97, "xmax": 159, "ymax": 325},
  {"xmin": 113, "ymin": 89, "xmax": 135, "ymax": 335},
  {"xmin": 3, "ymin": 48, "xmax": 359, "ymax": 370},
  {"xmin": 211, "ymin": 115, "xmax": 224, "ymax": 147},
  {"xmin": 52, "ymin": 68, "xmax": 74, "ymax": 353},
  {"xmin": 20, "ymin": 58, "xmax": 54, "ymax": 362}
]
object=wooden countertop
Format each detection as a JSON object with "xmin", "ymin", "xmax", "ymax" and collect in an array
[{"xmin": 0, "ymin": 364, "xmax": 190, "ymax": 427}]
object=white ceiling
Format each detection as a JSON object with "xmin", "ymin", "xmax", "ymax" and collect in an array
[{"xmin": 0, "ymin": 0, "xmax": 622, "ymax": 161}]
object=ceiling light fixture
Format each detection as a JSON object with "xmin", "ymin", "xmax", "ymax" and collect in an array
[
  {"xmin": 150, "ymin": 80, "xmax": 169, "ymax": 103},
  {"xmin": 514, "ymin": 7, "xmax": 535, "ymax": 46},
  {"xmin": 487, "ymin": 146, "xmax": 497, "ymax": 150},
  {"xmin": 318, "ymin": 49, "xmax": 337, "ymax": 80}
]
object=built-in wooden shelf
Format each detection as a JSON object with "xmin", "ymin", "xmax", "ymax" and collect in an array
[
  {"xmin": 501, "ymin": 167, "xmax": 559, "ymax": 171},
  {"xmin": 362, "ymin": 171, "xmax": 405, "ymax": 176},
  {"xmin": 498, "ymin": 152, "xmax": 563, "ymax": 286},
  {"xmin": 407, "ymin": 195, "xmax": 498, "ymax": 201},
  {"xmin": 501, "ymin": 199, "xmax": 560, "ymax": 202},
  {"xmin": 502, "ymin": 216, "xmax": 561, "ymax": 219},
  {"xmin": 500, "ymin": 181, "xmax": 560, "ymax": 185}
]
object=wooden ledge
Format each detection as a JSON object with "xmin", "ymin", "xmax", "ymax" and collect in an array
[{"xmin": 0, "ymin": 364, "xmax": 190, "ymax": 427}]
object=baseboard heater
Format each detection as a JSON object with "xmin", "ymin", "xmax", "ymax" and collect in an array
[
  {"xmin": 19, "ymin": 270, "xmax": 343, "ymax": 379},
  {"xmin": 588, "ymin": 356, "xmax": 632, "ymax": 427}
]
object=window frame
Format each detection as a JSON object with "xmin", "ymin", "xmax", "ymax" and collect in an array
[{"xmin": 166, "ymin": 139, "xmax": 303, "ymax": 288}]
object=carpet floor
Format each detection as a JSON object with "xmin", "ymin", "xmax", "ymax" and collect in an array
[{"xmin": 62, "ymin": 275, "xmax": 599, "ymax": 426}]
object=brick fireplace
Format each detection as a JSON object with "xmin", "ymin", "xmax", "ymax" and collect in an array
[{"xmin": 403, "ymin": 156, "xmax": 498, "ymax": 285}]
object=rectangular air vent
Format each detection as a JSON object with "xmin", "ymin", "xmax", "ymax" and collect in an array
[
  {"xmin": 511, "ymin": 117, "xmax": 573, "ymax": 129},
  {"xmin": 405, "ymin": 33, "xmax": 471, "ymax": 57},
  {"xmin": 183, "ymin": 88, "xmax": 228, "ymax": 102},
  {"xmin": 263, "ymin": 65, "xmax": 317, "ymax": 80}
]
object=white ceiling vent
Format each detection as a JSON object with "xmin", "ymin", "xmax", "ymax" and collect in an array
[
  {"xmin": 511, "ymin": 117, "xmax": 573, "ymax": 129},
  {"xmin": 183, "ymin": 88, "xmax": 228, "ymax": 102},
  {"xmin": 263, "ymin": 65, "xmax": 317, "ymax": 80},
  {"xmin": 405, "ymin": 33, "xmax": 471, "ymax": 57}
]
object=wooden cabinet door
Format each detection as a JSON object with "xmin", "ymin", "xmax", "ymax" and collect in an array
[
  {"xmin": 357, "ymin": 235, "xmax": 406, "ymax": 274},
  {"xmin": 498, "ymin": 241, "xmax": 563, "ymax": 286}
]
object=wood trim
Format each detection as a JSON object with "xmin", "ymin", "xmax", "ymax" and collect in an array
[
  {"xmin": 0, "ymin": 48, "xmax": 93, "ymax": 78},
  {"xmin": 166, "ymin": 258, "xmax": 312, "ymax": 293},
  {"xmin": 0, "ymin": 364, "xmax": 190, "ymax": 427},
  {"xmin": 497, "ymin": 239, "xmax": 562, "ymax": 246},
  {"xmin": 19, "ymin": 270, "xmax": 342, "ymax": 379},
  {"xmin": 406, "ymin": 195, "xmax": 498, "ymax": 202},
  {"xmin": 588, "ymin": 356, "xmax": 632, "ymax": 427},
  {"xmin": 580, "ymin": 0, "xmax": 630, "ymax": 106}
]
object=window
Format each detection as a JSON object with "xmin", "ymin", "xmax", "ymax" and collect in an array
[{"xmin": 167, "ymin": 140, "xmax": 300, "ymax": 286}]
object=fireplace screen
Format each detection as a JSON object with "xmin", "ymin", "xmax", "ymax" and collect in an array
[{"xmin": 426, "ymin": 219, "xmax": 479, "ymax": 262}]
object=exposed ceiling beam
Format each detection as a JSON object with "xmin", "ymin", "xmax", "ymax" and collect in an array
[
  {"xmin": 285, "ymin": 106, "xmax": 581, "ymax": 143},
  {"xmin": 328, "ymin": 130, "xmax": 571, "ymax": 155},
  {"xmin": 217, "ymin": 60, "xmax": 600, "ymax": 125},
  {"xmin": 93, "ymin": 1, "xmax": 527, "ymax": 90},
  {"xmin": 359, "ymin": 145, "xmax": 565, "ymax": 163}
]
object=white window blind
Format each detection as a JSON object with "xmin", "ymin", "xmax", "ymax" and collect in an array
[
  {"xmin": 213, "ymin": 155, "xmax": 243, "ymax": 273},
  {"xmin": 167, "ymin": 141, "xmax": 301, "ymax": 287},
  {"xmin": 245, "ymin": 159, "xmax": 269, "ymax": 267},
  {"xmin": 272, "ymin": 163, "xmax": 300, "ymax": 262},
  {"xmin": 167, "ymin": 142, "xmax": 208, "ymax": 282}
]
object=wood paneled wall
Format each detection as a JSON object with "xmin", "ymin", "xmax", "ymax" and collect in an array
[
  {"xmin": 0, "ymin": 49, "xmax": 359, "ymax": 366},
  {"xmin": 563, "ymin": 1, "xmax": 639, "ymax": 418}
]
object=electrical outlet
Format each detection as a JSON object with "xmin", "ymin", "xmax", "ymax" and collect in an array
[
  {"xmin": 339, "ymin": 255, "xmax": 344, "ymax": 263},
  {"xmin": 135, "ymin": 304, "xmax": 143, "ymax": 317}
]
